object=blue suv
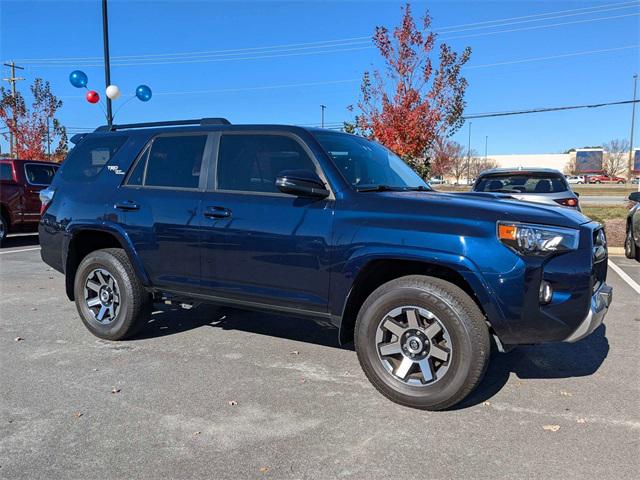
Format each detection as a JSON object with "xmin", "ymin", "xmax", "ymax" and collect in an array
[{"xmin": 39, "ymin": 118, "xmax": 612, "ymax": 410}]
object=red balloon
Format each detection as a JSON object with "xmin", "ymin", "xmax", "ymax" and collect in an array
[{"xmin": 86, "ymin": 90, "xmax": 100, "ymax": 104}]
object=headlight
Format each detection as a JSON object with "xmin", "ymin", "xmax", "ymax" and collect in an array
[{"xmin": 497, "ymin": 222, "xmax": 579, "ymax": 255}]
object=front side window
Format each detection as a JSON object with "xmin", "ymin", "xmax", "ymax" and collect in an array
[
  {"xmin": 474, "ymin": 174, "xmax": 569, "ymax": 193},
  {"xmin": 133, "ymin": 135, "xmax": 207, "ymax": 189},
  {"xmin": 313, "ymin": 132, "xmax": 428, "ymax": 190},
  {"xmin": 24, "ymin": 164, "xmax": 58, "ymax": 185},
  {"xmin": 217, "ymin": 134, "xmax": 317, "ymax": 193},
  {"xmin": 61, "ymin": 135, "xmax": 127, "ymax": 182}
]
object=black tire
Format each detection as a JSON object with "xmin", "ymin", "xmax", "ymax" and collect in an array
[
  {"xmin": 0, "ymin": 212, "xmax": 7, "ymax": 245},
  {"xmin": 73, "ymin": 248, "xmax": 152, "ymax": 340},
  {"xmin": 625, "ymin": 224, "xmax": 635, "ymax": 259},
  {"xmin": 355, "ymin": 275, "xmax": 490, "ymax": 410}
]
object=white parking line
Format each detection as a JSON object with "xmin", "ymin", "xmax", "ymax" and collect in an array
[
  {"xmin": 0, "ymin": 247, "xmax": 41, "ymax": 255},
  {"xmin": 609, "ymin": 260, "xmax": 640, "ymax": 295}
]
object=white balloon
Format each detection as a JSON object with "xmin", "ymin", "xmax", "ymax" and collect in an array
[{"xmin": 106, "ymin": 85, "xmax": 121, "ymax": 100}]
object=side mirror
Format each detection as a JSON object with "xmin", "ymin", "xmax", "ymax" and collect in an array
[
  {"xmin": 275, "ymin": 169, "xmax": 329, "ymax": 198},
  {"xmin": 574, "ymin": 191, "xmax": 580, "ymax": 197},
  {"xmin": 629, "ymin": 192, "xmax": 640, "ymax": 202}
]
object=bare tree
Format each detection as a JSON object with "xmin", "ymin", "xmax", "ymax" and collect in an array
[
  {"xmin": 468, "ymin": 154, "xmax": 498, "ymax": 180},
  {"xmin": 430, "ymin": 138, "xmax": 466, "ymax": 183},
  {"xmin": 602, "ymin": 139, "xmax": 629, "ymax": 177},
  {"xmin": 563, "ymin": 155, "xmax": 577, "ymax": 175}
]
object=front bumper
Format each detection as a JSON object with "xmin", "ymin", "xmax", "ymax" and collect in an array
[{"xmin": 564, "ymin": 282, "xmax": 612, "ymax": 342}]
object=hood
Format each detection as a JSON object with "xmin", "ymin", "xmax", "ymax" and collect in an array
[{"xmin": 374, "ymin": 190, "xmax": 589, "ymax": 229}]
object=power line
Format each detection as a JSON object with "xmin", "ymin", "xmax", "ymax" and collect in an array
[
  {"xmin": 465, "ymin": 44, "xmax": 638, "ymax": 70},
  {"xmin": 462, "ymin": 99, "xmax": 640, "ymax": 119},
  {"xmin": 437, "ymin": 0, "xmax": 638, "ymax": 31},
  {"xmin": 443, "ymin": 12, "xmax": 639, "ymax": 41},
  {"xmin": 11, "ymin": 1, "xmax": 638, "ymax": 66}
]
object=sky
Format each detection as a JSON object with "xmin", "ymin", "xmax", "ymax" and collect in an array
[{"xmin": 0, "ymin": 0, "xmax": 639, "ymax": 155}]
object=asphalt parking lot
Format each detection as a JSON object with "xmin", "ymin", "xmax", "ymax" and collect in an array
[{"xmin": 1, "ymin": 235, "xmax": 639, "ymax": 479}]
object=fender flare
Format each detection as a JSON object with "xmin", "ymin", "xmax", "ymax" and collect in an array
[{"xmin": 63, "ymin": 221, "xmax": 151, "ymax": 299}]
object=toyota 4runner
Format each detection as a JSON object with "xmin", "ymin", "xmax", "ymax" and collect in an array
[{"xmin": 39, "ymin": 118, "xmax": 612, "ymax": 410}]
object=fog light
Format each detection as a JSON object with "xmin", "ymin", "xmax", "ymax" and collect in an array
[{"xmin": 539, "ymin": 281, "xmax": 553, "ymax": 304}]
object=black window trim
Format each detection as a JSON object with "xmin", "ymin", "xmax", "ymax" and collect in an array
[
  {"xmin": 23, "ymin": 162, "xmax": 59, "ymax": 187},
  {"xmin": 122, "ymin": 131, "xmax": 214, "ymax": 192},
  {"xmin": 210, "ymin": 130, "xmax": 335, "ymax": 199}
]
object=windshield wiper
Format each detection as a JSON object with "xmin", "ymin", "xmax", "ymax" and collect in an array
[
  {"xmin": 356, "ymin": 184, "xmax": 397, "ymax": 192},
  {"xmin": 404, "ymin": 185, "xmax": 432, "ymax": 192}
]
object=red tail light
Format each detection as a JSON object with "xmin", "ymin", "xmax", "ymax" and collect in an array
[{"xmin": 555, "ymin": 198, "xmax": 579, "ymax": 207}]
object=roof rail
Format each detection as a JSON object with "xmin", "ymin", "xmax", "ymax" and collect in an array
[{"xmin": 94, "ymin": 117, "xmax": 231, "ymax": 132}]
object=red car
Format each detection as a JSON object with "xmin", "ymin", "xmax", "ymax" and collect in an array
[
  {"xmin": 587, "ymin": 174, "xmax": 626, "ymax": 184},
  {"xmin": 0, "ymin": 158, "xmax": 59, "ymax": 244}
]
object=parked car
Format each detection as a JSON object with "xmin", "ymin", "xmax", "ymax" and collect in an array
[
  {"xmin": 566, "ymin": 175, "xmax": 585, "ymax": 184},
  {"xmin": 39, "ymin": 119, "xmax": 612, "ymax": 410},
  {"xmin": 631, "ymin": 177, "xmax": 640, "ymax": 185},
  {"xmin": 625, "ymin": 191, "xmax": 640, "ymax": 261},
  {"xmin": 0, "ymin": 158, "xmax": 59, "ymax": 244},
  {"xmin": 472, "ymin": 168, "xmax": 581, "ymax": 210},
  {"xmin": 588, "ymin": 174, "xmax": 626, "ymax": 184},
  {"xmin": 427, "ymin": 177, "xmax": 445, "ymax": 185}
]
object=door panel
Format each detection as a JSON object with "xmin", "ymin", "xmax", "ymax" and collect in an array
[
  {"xmin": 111, "ymin": 188, "xmax": 203, "ymax": 291},
  {"xmin": 200, "ymin": 192, "xmax": 333, "ymax": 312}
]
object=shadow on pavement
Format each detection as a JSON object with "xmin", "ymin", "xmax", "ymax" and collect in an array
[
  {"xmin": 133, "ymin": 303, "xmax": 609, "ymax": 409},
  {"xmin": 455, "ymin": 324, "xmax": 609, "ymax": 409},
  {"xmin": 1, "ymin": 234, "xmax": 39, "ymax": 249},
  {"xmin": 134, "ymin": 303, "xmax": 343, "ymax": 349}
]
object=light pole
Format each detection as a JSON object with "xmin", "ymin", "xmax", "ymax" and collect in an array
[
  {"xmin": 629, "ymin": 74, "xmax": 637, "ymax": 189},
  {"xmin": 466, "ymin": 122, "xmax": 472, "ymax": 184},
  {"xmin": 320, "ymin": 105, "xmax": 326, "ymax": 128},
  {"xmin": 485, "ymin": 135, "xmax": 488, "ymax": 160},
  {"xmin": 102, "ymin": 0, "xmax": 113, "ymax": 127}
]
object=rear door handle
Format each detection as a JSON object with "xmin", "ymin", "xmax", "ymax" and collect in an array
[
  {"xmin": 204, "ymin": 206, "xmax": 232, "ymax": 219},
  {"xmin": 114, "ymin": 200, "xmax": 140, "ymax": 211}
]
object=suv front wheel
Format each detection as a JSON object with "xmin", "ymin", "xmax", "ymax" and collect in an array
[
  {"xmin": 355, "ymin": 275, "xmax": 490, "ymax": 410},
  {"xmin": 74, "ymin": 248, "xmax": 152, "ymax": 340}
]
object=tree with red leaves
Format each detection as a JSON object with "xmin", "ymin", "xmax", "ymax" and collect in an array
[
  {"xmin": 430, "ymin": 137, "xmax": 466, "ymax": 180},
  {"xmin": 0, "ymin": 78, "xmax": 67, "ymax": 161},
  {"xmin": 350, "ymin": 3, "xmax": 471, "ymax": 177}
]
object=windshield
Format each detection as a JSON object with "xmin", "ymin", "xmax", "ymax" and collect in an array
[
  {"xmin": 313, "ymin": 132, "xmax": 429, "ymax": 191},
  {"xmin": 474, "ymin": 173, "xmax": 568, "ymax": 194}
]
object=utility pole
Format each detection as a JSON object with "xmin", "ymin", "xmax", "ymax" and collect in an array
[
  {"xmin": 320, "ymin": 105, "xmax": 326, "ymax": 128},
  {"xmin": 466, "ymin": 122, "xmax": 472, "ymax": 184},
  {"xmin": 102, "ymin": 0, "xmax": 113, "ymax": 127},
  {"xmin": 46, "ymin": 117, "xmax": 51, "ymax": 157},
  {"xmin": 485, "ymin": 135, "xmax": 488, "ymax": 160},
  {"xmin": 2, "ymin": 61, "xmax": 25, "ymax": 158},
  {"xmin": 628, "ymin": 74, "xmax": 637, "ymax": 189}
]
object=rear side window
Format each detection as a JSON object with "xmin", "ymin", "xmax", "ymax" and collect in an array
[
  {"xmin": 127, "ymin": 135, "xmax": 207, "ymax": 189},
  {"xmin": 61, "ymin": 135, "xmax": 127, "ymax": 182},
  {"xmin": 0, "ymin": 163, "xmax": 13, "ymax": 181},
  {"xmin": 217, "ymin": 134, "xmax": 316, "ymax": 193},
  {"xmin": 474, "ymin": 174, "xmax": 568, "ymax": 193},
  {"xmin": 24, "ymin": 164, "xmax": 58, "ymax": 185}
]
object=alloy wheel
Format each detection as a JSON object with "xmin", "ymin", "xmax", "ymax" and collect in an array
[
  {"xmin": 375, "ymin": 306, "xmax": 452, "ymax": 386},
  {"xmin": 84, "ymin": 268, "xmax": 121, "ymax": 324}
]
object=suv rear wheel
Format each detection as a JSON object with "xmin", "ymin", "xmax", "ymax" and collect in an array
[
  {"xmin": 73, "ymin": 248, "xmax": 152, "ymax": 340},
  {"xmin": 355, "ymin": 275, "xmax": 490, "ymax": 410}
]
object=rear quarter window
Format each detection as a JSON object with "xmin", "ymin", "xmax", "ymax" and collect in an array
[
  {"xmin": 60, "ymin": 135, "xmax": 127, "ymax": 182},
  {"xmin": 24, "ymin": 164, "xmax": 58, "ymax": 185}
]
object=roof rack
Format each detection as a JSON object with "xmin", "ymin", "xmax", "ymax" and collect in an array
[{"xmin": 94, "ymin": 117, "xmax": 231, "ymax": 132}]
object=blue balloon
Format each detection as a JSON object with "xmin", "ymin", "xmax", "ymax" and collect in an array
[
  {"xmin": 135, "ymin": 85, "xmax": 152, "ymax": 102},
  {"xmin": 69, "ymin": 70, "xmax": 88, "ymax": 88}
]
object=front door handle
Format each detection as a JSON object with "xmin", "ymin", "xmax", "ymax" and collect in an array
[
  {"xmin": 204, "ymin": 206, "xmax": 232, "ymax": 219},
  {"xmin": 114, "ymin": 200, "xmax": 140, "ymax": 211}
]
